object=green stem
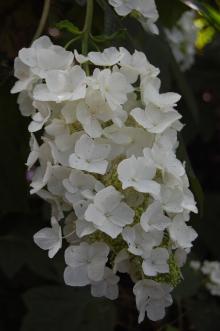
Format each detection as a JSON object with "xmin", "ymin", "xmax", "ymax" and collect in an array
[
  {"xmin": 82, "ymin": 0, "xmax": 94, "ymax": 74},
  {"xmin": 65, "ymin": 35, "xmax": 81, "ymax": 49},
  {"xmin": 32, "ymin": 0, "xmax": 51, "ymax": 42}
]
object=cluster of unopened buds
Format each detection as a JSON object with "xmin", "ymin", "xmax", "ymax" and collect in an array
[{"xmin": 11, "ymin": 35, "xmax": 198, "ymax": 323}]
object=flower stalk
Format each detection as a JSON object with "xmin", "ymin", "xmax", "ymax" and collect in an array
[{"xmin": 82, "ymin": 0, "xmax": 94, "ymax": 74}]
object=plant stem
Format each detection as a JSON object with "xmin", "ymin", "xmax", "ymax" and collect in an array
[
  {"xmin": 65, "ymin": 35, "xmax": 81, "ymax": 49},
  {"xmin": 32, "ymin": 0, "xmax": 51, "ymax": 42},
  {"xmin": 82, "ymin": 0, "xmax": 94, "ymax": 74}
]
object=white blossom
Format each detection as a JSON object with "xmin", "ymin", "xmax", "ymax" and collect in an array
[
  {"xmin": 168, "ymin": 215, "xmax": 198, "ymax": 249},
  {"xmin": 142, "ymin": 247, "xmax": 169, "ymax": 276},
  {"xmin": 69, "ymin": 134, "xmax": 111, "ymax": 174},
  {"xmin": 140, "ymin": 201, "xmax": 171, "ymax": 232},
  {"xmin": 18, "ymin": 35, "xmax": 74, "ymax": 77},
  {"xmin": 89, "ymin": 68, "xmax": 133, "ymax": 110},
  {"xmin": 133, "ymin": 280, "xmax": 173, "ymax": 322},
  {"xmin": 122, "ymin": 224, "xmax": 163, "ymax": 256},
  {"xmin": 88, "ymin": 47, "xmax": 123, "ymax": 66},
  {"xmin": 108, "ymin": 0, "xmax": 159, "ymax": 34},
  {"xmin": 117, "ymin": 155, "xmax": 160, "ymax": 196},
  {"xmin": 33, "ymin": 66, "xmax": 86, "ymax": 102},
  {"xmin": 91, "ymin": 267, "xmax": 120, "ymax": 300},
  {"xmin": 64, "ymin": 242, "xmax": 109, "ymax": 286},
  {"xmin": 85, "ymin": 186, "xmax": 134, "ymax": 238},
  {"xmin": 33, "ymin": 217, "xmax": 62, "ymax": 258}
]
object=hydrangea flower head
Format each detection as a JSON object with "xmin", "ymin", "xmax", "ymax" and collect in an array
[{"xmin": 11, "ymin": 37, "xmax": 198, "ymax": 323}]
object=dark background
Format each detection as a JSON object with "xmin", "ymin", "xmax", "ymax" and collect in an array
[{"xmin": 0, "ymin": 0, "xmax": 220, "ymax": 330}]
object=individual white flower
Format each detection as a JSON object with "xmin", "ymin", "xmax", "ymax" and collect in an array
[
  {"xmin": 168, "ymin": 215, "xmax": 198, "ymax": 249},
  {"xmin": 84, "ymin": 186, "xmax": 134, "ymax": 238},
  {"xmin": 103, "ymin": 126, "xmax": 154, "ymax": 157},
  {"xmin": 89, "ymin": 68, "xmax": 133, "ymax": 110},
  {"xmin": 143, "ymin": 78, "xmax": 181, "ymax": 109},
  {"xmin": 117, "ymin": 155, "xmax": 160, "ymax": 196},
  {"xmin": 88, "ymin": 47, "xmax": 124, "ymax": 66},
  {"xmin": 140, "ymin": 201, "xmax": 171, "ymax": 232},
  {"xmin": 64, "ymin": 242, "xmax": 109, "ymax": 286},
  {"xmin": 160, "ymin": 184, "xmax": 198, "ymax": 214},
  {"xmin": 17, "ymin": 91, "xmax": 35, "ymax": 116},
  {"xmin": 119, "ymin": 48, "xmax": 159, "ymax": 83},
  {"xmin": 108, "ymin": 0, "xmax": 133, "ymax": 16},
  {"xmin": 143, "ymin": 144, "xmax": 185, "ymax": 179},
  {"xmin": 63, "ymin": 169, "xmax": 103, "ymax": 205},
  {"xmin": 45, "ymin": 113, "xmax": 80, "ymax": 153},
  {"xmin": 33, "ymin": 66, "xmax": 86, "ymax": 102},
  {"xmin": 122, "ymin": 224, "xmax": 163, "ymax": 256},
  {"xmin": 11, "ymin": 58, "xmax": 35, "ymax": 94},
  {"xmin": 142, "ymin": 247, "xmax": 169, "ymax": 276},
  {"xmin": 131, "ymin": 104, "xmax": 181, "ymax": 134},
  {"xmin": 113, "ymin": 249, "xmax": 131, "ymax": 273},
  {"xmin": 133, "ymin": 279, "xmax": 173, "ymax": 322},
  {"xmin": 18, "ymin": 35, "xmax": 74, "ymax": 77},
  {"xmin": 47, "ymin": 166, "xmax": 70, "ymax": 196},
  {"xmin": 91, "ymin": 267, "xmax": 120, "ymax": 300},
  {"xmin": 30, "ymin": 161, "xmax": 53, "ymax": 194},
  {"xmin": 134, "ymin": 0, "xmax": 159, "ymax": 34},
  {"xmin": 76, "ymin": 89, "xmax": 113, "ymax": 138},
  {"xmin": 69, "ymin": 134, "xmax": 111, "ymax": 175},
  {"xmin": 108, "ymin": 0, "xmax": 159, "ymax": 35},
  {"xmin": 28, "ymin": 101, "xmax": 51, "ymax": 132},
  {"xmin": 33, "ymin": 216, "xmax": 62, "ymax": 258}
]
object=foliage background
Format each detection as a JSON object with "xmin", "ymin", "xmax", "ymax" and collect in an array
[{"xmin": 0, "ymin": 0, "xmax": 220, "ymax": 330}]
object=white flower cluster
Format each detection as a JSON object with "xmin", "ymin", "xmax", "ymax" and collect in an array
[
  {"xmin": 108, "ymin": 0, "xmax": 159, "ymax": 34},
  {"xmin": 11, "ymin": 36, "xmax": 198, "ymax": 323},
  {"xmin": 191, "ymin": 260, "xmax": 220, "ymax": 296},
  {"xmin": 165, "ymin": 11, "xmax": 198, "ymax": 71}
]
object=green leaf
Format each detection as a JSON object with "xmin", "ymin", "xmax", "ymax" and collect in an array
[
  {"xmin": 0, "ymin": 235, "xmax": 59, "ymax": 280},
  {"xmin": 21, "ymin": 286, "xmax": 117, "ymax": 331},
  {"xmin": 91, "ymin": 29, "xmax": 126, "ymax": 43},
  {"xmin": 56, "ymin": 20, "xmax": 82, "ymax": 35}
]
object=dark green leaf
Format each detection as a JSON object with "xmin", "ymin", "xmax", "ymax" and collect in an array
[
  {"xmin": 21, "ymin": 286, "xmax": 117, "ymax": 331},
  {"xmin": 0, "ymin": 235, "xmax": 59, "ymax": 280}
]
